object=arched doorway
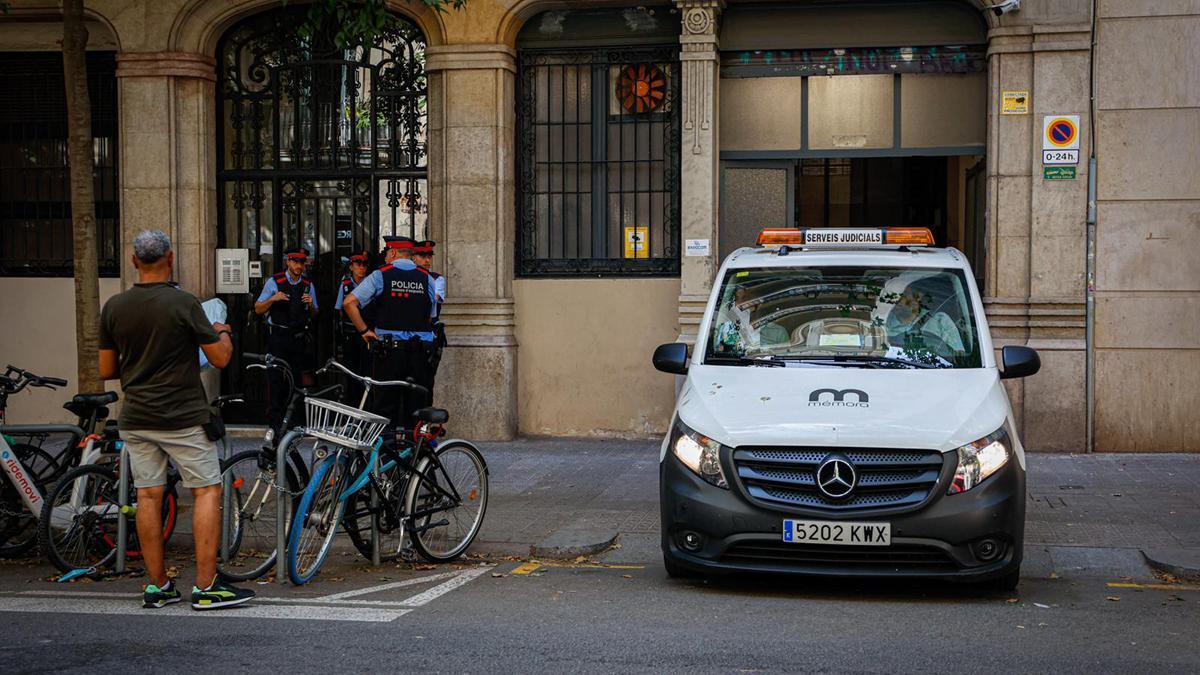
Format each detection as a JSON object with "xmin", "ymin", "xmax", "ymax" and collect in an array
[{"xmin": 215, "ymin": 7, "xmax": 428, "ymax": 420}]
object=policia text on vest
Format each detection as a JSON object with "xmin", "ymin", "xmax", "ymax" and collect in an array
[{"xmin": 253, "ymin": 247, "xmax": 319, "ymax": 432}]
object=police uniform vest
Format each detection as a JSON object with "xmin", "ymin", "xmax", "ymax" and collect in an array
[
  {"xmin": 374, "ymin": 264, "xmax": 432, "ymax": 333},
  {"xmin": 268, "ymin": 272, "xmax": 312, "ymax": 330},
  {"xmin": 340, "ymin": 276, "xmax": 376, "ymax": 329}
]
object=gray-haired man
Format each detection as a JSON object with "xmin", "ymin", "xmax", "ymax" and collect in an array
[{"xmin": 98, "ymin": 230, "xmax": 255, "ymax": 610}]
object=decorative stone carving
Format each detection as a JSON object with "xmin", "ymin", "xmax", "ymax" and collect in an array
[
  {"xmin": 115, "ymin": 52, "xmax": 216, "ymax": 81},
  {"xmin": 675, "ymin": 0, "xmax": 722, "ymax": 155}
]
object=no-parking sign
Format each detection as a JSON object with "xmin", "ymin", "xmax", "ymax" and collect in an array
[{"xmin": 1042, "ymin": 115, "xmax": 1080, "ymax": 165}]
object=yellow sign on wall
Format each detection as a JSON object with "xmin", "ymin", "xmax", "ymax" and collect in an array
[
  {"xmin": 623, "ymin": 226, "xmax": 648, "ymax": 259},
  {"xmin": 1002, "ymin": 90, "xmax": 1029, "ymax": 115}
]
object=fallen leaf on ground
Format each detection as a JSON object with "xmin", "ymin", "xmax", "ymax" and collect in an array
[
  {"xmin": 573, "ymin": 556, "xmax": 588, "ymax": 563},
  {"xmin": 623, "ymin": 574, "xmax": 632, "ymax": 579},
  {"xmin": 1034, "ymin": 603, "xmax": 1050, "ymax": 609},
  {"xmin": 1106, "ymin": 596, "xmax": 1121, "ymax": 602},
  {"xmin": 1006, "ymin": 598, "xmax": 1019, "ymax": 604},
  {"xmin": 165, "ymin": 567, "xmax": 179, "ymax": 579},
  {"xmin": 1049, "ymin": 572, "xmax": 1060, "ymax": 579},
  {"xmin": 491, "ymin": 573, "xmax": 505, "ymax": 578}
]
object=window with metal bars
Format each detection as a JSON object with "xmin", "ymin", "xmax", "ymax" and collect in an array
[
  {"xmin": 516, "ymin": 47, "xmax": 681, "ymax": 277},
  {"xmin": 0, "ymin": 52, "xmax": 120, "ymax": 277}
]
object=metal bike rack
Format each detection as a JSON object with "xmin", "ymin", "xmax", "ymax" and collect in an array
[
  {"xmin": 115, "ymin": 445, "xmax": 130, "ymax": 574},
  {"xmin": 0, "ymin": 423, "xmax": 87, "ymax": 440},
  {"xmin": 370, "ymin": 452, "xmax": 381, "ymax": 567},
  {"xmin": 220, "ymin": 435, "xmax": 233, "ymax": 564},
  {"xmin": 275, "ymin": 429, "xmax": 301, "ymax": 585}
]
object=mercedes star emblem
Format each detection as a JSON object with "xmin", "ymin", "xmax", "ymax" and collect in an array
[{"xmin": 816, "ymin": 456, "xmax": 857, "ymax": 499}]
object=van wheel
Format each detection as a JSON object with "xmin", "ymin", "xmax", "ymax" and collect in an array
[{"xmin": 984, "ymin": 568, "xmax": 1020, "ymax": 591}]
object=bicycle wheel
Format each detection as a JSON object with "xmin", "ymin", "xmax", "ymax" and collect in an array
[
  {"xmin": 0, "ymin": 444, "xmax": 62, "ymax": 558},
  {"xmin": 287, "ymin": 450, "xmax": 349, "ymax": 585},
  {"xmin": 404, "ymin": 441, "xmax": 488, "ymax": 563},
  {"xmin": 216, "ymin": 450, "xmax": 301, "ymax": 581},
  {"xmin": 37, "ymin": 465, "xmax": 121, "ymax": 572},
  {"xmin": 343, "ymin": 448, "xmax": 408, "ymax": 562}
]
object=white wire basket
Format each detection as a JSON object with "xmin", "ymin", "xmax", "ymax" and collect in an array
[{"xmin": 303, "ymin": 397, "xmax": 389, "ymax": 449}]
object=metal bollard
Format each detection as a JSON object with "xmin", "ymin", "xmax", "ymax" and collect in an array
[
  {"xmin": 115, "ymin": 446, "xmax": 130, "ymax": 574},
  {"xmin": 275, "ymin": 430, "xmax": 301, "ymax": 585},
  {"xmin": 220, "ymin": 436, "xmax": 232, "ymax": 563}
]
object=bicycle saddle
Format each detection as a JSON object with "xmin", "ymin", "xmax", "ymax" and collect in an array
[
  {"xmin": 413, "ymin": 407, "xmax": 449, "ymax": 424},
  {"xmin": 73, "ymin": 392, "xmax": 119, "ymax": 406}
]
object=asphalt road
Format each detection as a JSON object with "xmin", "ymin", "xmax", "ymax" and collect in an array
[{"xmin": 1, "ymin": 553, "xmax": 1196, "ymax": 674}]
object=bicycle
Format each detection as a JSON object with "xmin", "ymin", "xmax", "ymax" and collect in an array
[
  {"xmin": 286, "ymin": 357, "xmax": 488, "ymax": 585},
  {"xmin": 214, "ymin": 352, "xmax": 341, "ymax": 581},
  {"xmin": 0, "ymin": 366, "xmax": 123, "ymax": 558},
  {"xmin": 35, "ymin": 391, "xmax": 251, "ymax": 575}
]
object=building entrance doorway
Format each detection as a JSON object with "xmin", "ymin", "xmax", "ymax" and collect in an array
[
  {"xmin": 721, "ymin": 155, "xmax": 984, "ymax": 267},
  {"xmin": 215, "ymin": 7, "xmax": 428, "ymax": 422}
]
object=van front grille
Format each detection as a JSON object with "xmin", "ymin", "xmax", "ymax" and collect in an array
[{"xmin": 731, "ymin": 446, "xmax": 946, "ymax": 514}]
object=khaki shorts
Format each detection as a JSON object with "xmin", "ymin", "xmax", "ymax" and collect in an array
[{"xmin": 121, "ymin": 427, "xmax": 221, "ymax": 489}]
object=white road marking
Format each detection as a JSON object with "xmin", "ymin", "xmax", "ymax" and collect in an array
[
  {"xmin": 0, "ymin": 596, "xmax": 408, "ymax": 623},
  {"xmin": 316, "ymin": 570, "xmax": 460, "ymax": 601},
  {"xmin": 0, "ymin": 565, "xmax": 494, "ymax": 622},
  {"xmin": 399, "ymin": 566, "xmax": 492, "ymax": 607}
]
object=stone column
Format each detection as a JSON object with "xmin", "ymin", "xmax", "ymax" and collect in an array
[
  {"xmin": 984, "ymin": 24, "xmax": 1090, "ymax": 452},
  {"xmin": 424, "ymin": 44, "xmax": 518, "ymax": 440},
  {"xmin": 674, "ymin": 0, "xmax": 723, "ymax": 343},
  {"xmin": 114, "ymin": 52, "xmax": 217, "ymax": 297}
]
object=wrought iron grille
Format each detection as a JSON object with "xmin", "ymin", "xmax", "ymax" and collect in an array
[
  {"xmin": 516, "ymin": 47, "xmax": 681, "ymax": 277},
  {"xmin": 215, "ymin": 7, "xmax": 427, "ymax": 422},
  {"xmin": 0, "ymin": 52, "xmax": 120, "ymax": 277}
]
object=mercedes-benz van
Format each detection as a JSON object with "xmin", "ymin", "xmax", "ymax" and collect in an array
[{"xmin": 652, "ymin": 228, "xmax": 1039, "ymax": 589}]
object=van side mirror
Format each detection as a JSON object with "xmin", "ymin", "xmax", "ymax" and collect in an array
[
  {"xmin": 652, "ymin": 343, "xmax": 689, "ymax": 375},
  {"xmin": 1000, "ymin": 345, "xmax": 1040, "ymax": 380}
]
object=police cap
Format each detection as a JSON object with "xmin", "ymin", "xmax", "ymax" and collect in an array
[
  {"xmin": 382, "ymin": 236, "xmax": 416, "ymax": 250},
  {"xmin": 413, "ymin": 240, "xmax": 436, "ymax": 255},
  {"xmin": 284, "ymin": 247, "xmax": 309, "ymax": 262}
]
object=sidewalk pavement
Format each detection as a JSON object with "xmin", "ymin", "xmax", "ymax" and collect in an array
[{"xmin": 216, "ymin": 439, "xmax": 1199, "ymax": 576}]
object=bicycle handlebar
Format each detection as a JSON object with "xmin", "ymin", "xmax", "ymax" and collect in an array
[
  {"xmin": 318, "ymin": 358, "xmax": 430, "ymax": 397},
  {"xmin": 2, "ymin": 365, "xmax": 67, "ymax": 393}
]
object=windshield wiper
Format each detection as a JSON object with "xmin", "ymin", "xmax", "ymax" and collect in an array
[
  {"xmin": 782, "ymin": 355, "xmax": 940, "ymax": 369},
  {"xmin": 705, "ymin": 355, "xmax": 785, "ymax": 367}
]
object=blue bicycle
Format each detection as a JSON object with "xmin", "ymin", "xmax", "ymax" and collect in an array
[{"xmin": 287, "ymin": 359, "xmax": 488, "ymax": 585}]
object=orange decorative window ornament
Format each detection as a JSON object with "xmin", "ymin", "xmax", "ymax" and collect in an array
[{"xmin": 616, "ymin": 63, "xmax": 666, "ymax": 114}]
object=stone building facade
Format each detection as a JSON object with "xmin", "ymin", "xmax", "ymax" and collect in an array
[{"xmin": 0, "ymin": 0, "xmax": 1196, "ymax": 451}]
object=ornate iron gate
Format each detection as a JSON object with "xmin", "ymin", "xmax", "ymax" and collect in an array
[{"xmin": 216, "ymin": 8, "xmax": 427, "ymax": 420}]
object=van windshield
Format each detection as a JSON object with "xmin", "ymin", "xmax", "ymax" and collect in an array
[{"xmin": 705, "ymin": 266, "xmax": 982, "ymax": 369}]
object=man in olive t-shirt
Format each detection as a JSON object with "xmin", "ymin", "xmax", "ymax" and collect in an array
[{"xmin": 98, "ymin": 230, "xmax": 254, "ymax": 611}]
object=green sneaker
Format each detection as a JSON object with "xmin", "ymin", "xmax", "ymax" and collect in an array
[
  {"xmin": 190, "ymin": 578, "xmax": 255, "ymax": 611},
  {"xmin": 142, "ymin": 580, "xmax": 182, "ymax": 609}
]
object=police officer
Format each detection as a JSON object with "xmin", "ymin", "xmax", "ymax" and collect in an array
[
  {"xmin": 334, "ymin": 252, "xmax": 372, "ymax": 403},
  {"xmin": 412, "ymin": 240, "xmax": 447, "ymax": 396},
  {"xmin": 253, "ymin": 247, "xmax": 318, "ymax": 432},
  {"xmin": 342, "ymin": 236, "xmax": 436, "ymax": 429}
]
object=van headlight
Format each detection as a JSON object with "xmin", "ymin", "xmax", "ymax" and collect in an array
[
  {"xmin": 948, "ymin": 425, "xmax": 1011, "ymax": 494},
  {"xmin": 671, "ymin": 421, "xmax": 729, "ymax": 489}
]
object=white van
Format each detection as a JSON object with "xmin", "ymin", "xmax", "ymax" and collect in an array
[{"xmin": 652, "ymin": 228, "xmax": 1039, "ymax": 589}]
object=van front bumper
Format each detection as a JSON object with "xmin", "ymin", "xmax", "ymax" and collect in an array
[{"xmin": 660, "ymin": 450, "xmax": 1025, "ymax": 582}]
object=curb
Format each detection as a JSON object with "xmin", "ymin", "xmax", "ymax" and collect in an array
[
  {"xmin": 1141, "ymin": 548, "xmax": 1200, "ymax": 579},
  {"xmin": 530, "ymin": 529, "xmax": 620, "ymax": 559}
]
